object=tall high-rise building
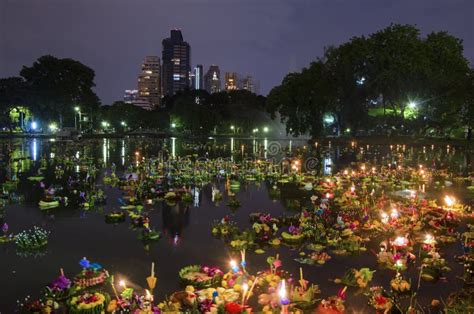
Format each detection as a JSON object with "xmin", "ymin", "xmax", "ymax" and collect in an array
[
  {"xmin": 242, "ymin": 75, "xmax": 255, "ymax": 94},
  {"xmin": 224, "ymin": 72, "xmax": 238, "ymax": 91},
  {"xmin": 137, "ymin": 56, "xmax": 161, "ymax": 108},
  {"xmin": 162, "ymin": 29, "xmax": 191, "ymax": 96},
  {"xmin": 204, "ymin": 65, "xmax": 221, "ymax": 94},
  {"xmin": 193, "ymin": 64, "xmax": 204, "ymax": 90}
]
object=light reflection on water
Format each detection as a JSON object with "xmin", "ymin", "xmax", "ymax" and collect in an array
[
  {"xmin": 0, "ymin": 137, "xmax": 472, "ymax": 310},
  {"xmin": 6, "ymin": 137, "xmax": 473, "ymax": 176}
]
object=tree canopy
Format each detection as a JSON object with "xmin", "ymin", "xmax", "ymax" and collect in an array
[{"xmin": 267, "ymin": 24, "xmax": 473, "ymax": 138}]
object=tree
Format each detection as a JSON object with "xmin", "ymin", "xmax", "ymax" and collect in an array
[
  {"xmin": 0, "ymin": 77, "xmax": 29, "ymax": 131},
  {"xmin": 20, "ymin": 55, "xmax": 100, "ymax": 126},
  {"xmin": 267, "ymin": 24, "xmax": 473, "ymax": 138},
  {"xmin": 267, "ymin": 62, "xmax": 328, "ymax": 137}
]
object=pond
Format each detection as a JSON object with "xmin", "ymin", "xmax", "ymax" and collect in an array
[{"xmin": 0, "ymin": 137, "xmax": 473, "ymax": 312}]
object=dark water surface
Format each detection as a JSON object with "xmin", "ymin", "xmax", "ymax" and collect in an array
[{"xmin": 0, "ymin": 138, "xmax": 472, "ymax": 311}]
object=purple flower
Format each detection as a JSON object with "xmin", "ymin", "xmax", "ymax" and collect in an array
[
  {"xmin": 2, "ymin": 223, "xmax": 8, "ymax": 234},
  {"xmin": 289, "ymin": 225, "xmax": 301, "ymax": 235},
  {"xmin": 198, "ymin": 299, "xmax": 213, "ymax": 312},
  {"xmin": 49, "ymin": 275, "xmax": 71, "ymax": 291}
]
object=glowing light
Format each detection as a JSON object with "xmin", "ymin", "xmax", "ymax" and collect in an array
[
  {"xmin": 278, "ymin": 279, "xmax": 289, "ymax": 305},
  {"xmin": 395, "ymin": 259, "xmax": 404, "ymax": 269},
  {"xmin": 49, "ymin": 123, "xmax": 58, "ymax": 132},
  {"xmin": 393, "ymin": 236, "xmax": 408, "ymax": 248},
  {"xmin": 74, "ymin": 106, "xmax": 80, "ymax": 112},
  {"xmin": 390, "ymin": 208, "xmax": 399, "ymax": 220},
  {"xmin": 408, "ymin": 101, "xmax": 417, "ymax": 109},
  {"xmin": 444, "ymin": 195, "xmax": 456, "ymax": 210},
  {"xmin": 171, "ymin": 123, "xmax": 176, "ymax": 128},
  {"xmin": 424, "ymin": 234, "xmax": 436, "ymax": 246},
  {"xmin": 381, "ymin": 212, "xmax": 389, "ymax": 224},
  {"xmin": 263, "ymin": 127, "xmax": 269, "ymax": 133},
  {"xmin": 119, "ymin": 280, "xmax": 127, "ymax": 289},
  {"xmin": 230, "ymin": 260, "xmax": 239, "ymax": 273},
  {"xmin": 31, "ymin": 121, "xmax": 38, "ymax": 130}
]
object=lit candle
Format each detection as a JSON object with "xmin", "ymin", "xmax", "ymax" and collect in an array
[
  {"xmin": 119, "ymin": 280, "xmax": 127, "ymax": 290},
  {"xmin": 230, "ymin": 260, "xmax": 239, "ymax": 273},
  {"xmin": 390, "ymin": 208, "xmax": 399, "ymax": 220},
  {"xmin": 424, "ymin": 234, "xmax": 436, "ymax": 246},
  {"xmin": 279, "ymin": 279, "xmax": 290, "ymax": 313},
  {"xmin": 444, "ymin": 195, "xmax": 455, "ymax": 209},
  {"xmin": 241, "ymin": 283, "xmax": 248, "ymax": 307},
  {"xmin": 393, "ymin": 236, "xmax": 408, "ymax": 248}
]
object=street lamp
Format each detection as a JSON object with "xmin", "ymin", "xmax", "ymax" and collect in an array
[
  {"xmin": 408, "ymin": 101, "xmax": 417, "ymax": 109},
  {"xmin": 101, "ymin": 121, "xmax": 109, "ymax": 131},
  {"xmin": 171, "ymin": 123, "xmax": 176, "ymax": 128},
  {"xmin": 121, "ymin": 121, "xmax": 127, "ymax": 126},
  {"xmin": 263, "ymin": 127, "xmax": 269, "ymax": 133},
  {"xmin": 230, "ymin": 125, "xmax": 235, "ymax": 134},
  {"xmin": 49, "ymin": 123, "xmax": 58, "ymax": 132},
  {"xmin": 74, "ymin": 107, "xmax": 81, "ymax": 132}
]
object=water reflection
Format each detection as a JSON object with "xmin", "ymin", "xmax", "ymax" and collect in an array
[
  {"xmin": 102, "ymin": 138, "xmax": 109, "ymax": 165},
  {"xmin": 171, "ymin": 137, "xmax": 176, "ymax": 159},
  {"xmin": 121, "ymin": 139, "xmax": 125, "ymax": 166},
  {"xmin": 264, "ymin": 138, "xmax": 268, "ymax": 158}
]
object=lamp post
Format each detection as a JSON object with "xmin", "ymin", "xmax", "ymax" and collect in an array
[{"xmin": 74, "ymin": 107, "xmax": 81, "ymax": 132}]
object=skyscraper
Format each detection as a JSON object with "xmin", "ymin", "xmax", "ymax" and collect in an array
[
  {"xmin": 204, "ymin": 65, "xmax": 221, "ymax": 94},
  {"xmin": 224, "ymin": 72, "xmax": 238, "ymax": 91},
  {"xmin": 193, "ymin": 64, "xmax": 204, "ymax": 90},
  {"xmin": 137, "ymin": 56, "xmax": 161, "ymax": 108},
  {"xmin": 162, "ymin": 29, "xmax": 191, "ymax": 96},
  {"xmin": 242, "ymin": 75, "xmax": 256, "ymax": 94}
]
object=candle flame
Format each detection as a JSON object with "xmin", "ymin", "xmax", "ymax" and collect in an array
[
  {"xmin": 278, "ymin": 279, "xmax": 287, "ymax": 300},
  {"xmin": 444, "ymin": 195, "xmax": 455, "ymax": 207}
]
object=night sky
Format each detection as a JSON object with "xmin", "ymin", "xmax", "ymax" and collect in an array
[{"xmin": 1, "ymin": 0, "xmax": 473, "ymax": 105}]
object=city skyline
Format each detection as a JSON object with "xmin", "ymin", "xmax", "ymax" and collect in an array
[{"xmin": 1, "ymin": 0, "xmax": 473, "ymax": 105}]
